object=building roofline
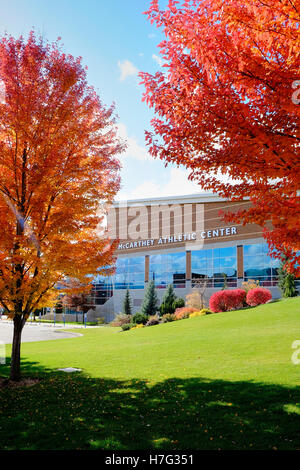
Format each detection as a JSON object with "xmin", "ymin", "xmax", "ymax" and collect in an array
[{"xmin": 113, "ymin": 192, "xmax": 247, "ymax": 207}]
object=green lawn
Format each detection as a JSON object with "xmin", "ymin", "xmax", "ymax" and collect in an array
[{"xmin": 0, "ymin": 297, "xmax": 300, "ymax": 450}]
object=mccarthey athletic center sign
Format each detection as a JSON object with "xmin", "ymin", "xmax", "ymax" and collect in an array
[{"xmin": 117, "ymin": 226, "xmax": 238, "ymax": 251}]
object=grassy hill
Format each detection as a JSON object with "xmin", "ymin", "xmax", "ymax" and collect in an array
[{"xmin": 0, "ymin": 297, "xmax": 299, "ymax": 450}]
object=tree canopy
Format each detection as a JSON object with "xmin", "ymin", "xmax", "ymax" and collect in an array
[
  {"xmin": 0, "ymin": 32, "xmax": 124, "ymax": 379},
  {"xmin": 140, "ymin": 0, "xmax": 300, "ymax": 273}
]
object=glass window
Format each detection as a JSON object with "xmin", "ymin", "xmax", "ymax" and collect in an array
[
  {"xmin": 113, "ymin": 257, "xmax": 145, "ymax": 289},
  {"xmin": 243, "ymin": 243, "xmax": 280, "ymax": 286},
  {"xmin": 149, "ymin": 252, "xmax": 186, "ymax": 288},
  {"xmin": 191, "ymin": 246, "xmax": 237, "ymax": 287},
  {"xmin": 91, "ymin": 273, "xmax": 114, "ymax": 305}
]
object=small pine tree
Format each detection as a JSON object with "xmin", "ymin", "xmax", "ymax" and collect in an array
[
  {"xmin": 278, "ymin": 259, "xmax": 297, "ymax": 298},
  {"xmin": 159, "ymin": 284, "xmax": 177, "ymax": 315},
  {"xmin": 141, "ymin": 280, "xmax": 159, "ymax": 317},
  {"xmin": 221, "ymin": 273, "xmax": 228, "ymax": 290},
  {"xmin": 122, "ymin": 289, "xmax": 132, "ymax": 316}
]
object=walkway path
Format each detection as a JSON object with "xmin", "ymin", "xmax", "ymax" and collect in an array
[{"xmin": 0, "ymin": 321, "xmax": 84, "ymax": 344}]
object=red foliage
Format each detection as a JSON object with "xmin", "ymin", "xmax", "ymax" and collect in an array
[
  {"xmin": 246, "ymin": 288, "xmax": 272, "ymax": 307},
  {"xmin": 209, "ymin": 289, "xmax": 246, "ymax": 313},
  {"xmin": 140, "ymin": 0, "xmax": 300, "ymax": 274}
]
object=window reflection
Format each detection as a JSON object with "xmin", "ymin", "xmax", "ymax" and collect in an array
[
  {"xmin": 113, "ymin": 257, "xmax": 145, "ymax": 289},
  {"xmin": 149, "ymin": 252, "xmax": 186, "ymax": 288},
  {"xmin": 191, "ymin": 247, "xmax": 237, "ymax": 287},
  {"xmin": 244, "ymin": 243, "xmax": 280, "ymax": 286},
  {"xmin": 89, "ymin": 242, "xmax": 297, "ymax": 305},
  {"xmin": 91, "ymin": 274, "xmax": 114, "ymax": 305}
]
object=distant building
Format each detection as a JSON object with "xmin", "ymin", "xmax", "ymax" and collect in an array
[{"xmin": 88, "ymin": 193, "xmax": 296, "ymax": 322}]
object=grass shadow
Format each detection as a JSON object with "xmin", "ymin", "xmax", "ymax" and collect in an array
[{"xmin": 0, "ymin": 360, "xmax": 300, "ymax": 450}]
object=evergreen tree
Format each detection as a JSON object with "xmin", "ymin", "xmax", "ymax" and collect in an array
[
  {"xmin": 159, "ymin": 284, "xmax": 177, "ymax": 315},
  {"xmin": 278, "ymin": 259, "xmax": 297, "ymax": 298},
  {"xmin": 122, "ymin": 289, "xmax": 132, "ymax": 316},
  {"xmin": 141, "ymin": 280, "xmax": 159, "ymax": 317},
  {"xmin": 221, "ymin": 273, "xmax": 228, "ymax": 290}
]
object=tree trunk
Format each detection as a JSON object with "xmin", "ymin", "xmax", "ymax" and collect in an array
[{"xmin": 10, "ymin": 315, "xmax": 25, "ymax": 382}]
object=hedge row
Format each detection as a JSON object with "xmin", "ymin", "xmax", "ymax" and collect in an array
[{"xmin": 209, "ymin": 287, "xmax": 272, "ymax": 313}]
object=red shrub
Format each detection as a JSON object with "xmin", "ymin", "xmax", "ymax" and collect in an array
[
  {"xmin": 174, "ymin": 307, "xmax": 197, "ymax": 320},
  {"xmin": 209, "ymin": 289, "xmax": 246, "ymax": 313},
  {"xmin": 246, "ymin": 287, "xmax": 272, "ymax": 306},
  {"xmin": 232, "ymin": 289, "xmax": 247, "ymax": 307}
]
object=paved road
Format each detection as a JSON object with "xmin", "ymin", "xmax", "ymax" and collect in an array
[{"xmin": 0, "ymin": 322, "xmax": 82, "ymax": 344}]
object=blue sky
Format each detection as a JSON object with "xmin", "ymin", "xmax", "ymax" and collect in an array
[{"xmin": 0, "ymin": 0, "xmax": 202, "ymax": 201}]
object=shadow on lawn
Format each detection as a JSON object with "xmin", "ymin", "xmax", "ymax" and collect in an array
[{"xmin": 0, "ymin": 360, "xmax": 299, "ymax": 450}]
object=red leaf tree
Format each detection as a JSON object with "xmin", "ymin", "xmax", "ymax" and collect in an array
[
  {"xmin": 140, "ymin": 0, "xmax": 300, "ymax": 273},
  {"xmin": 0, "ymin": 32, "xmax": 124, "ymax": 381}
]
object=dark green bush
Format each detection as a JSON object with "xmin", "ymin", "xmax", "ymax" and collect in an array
[
  {"xmin": 132, "ymin": 312, "xmax": 148, "ymax": 325},
  {"xmin": 172, "ymin": 297, "xmax": 185, "ymax": 310},
  {"xmin": 121, "ymin": 323, "xmax": 137, "ymax": 331}
]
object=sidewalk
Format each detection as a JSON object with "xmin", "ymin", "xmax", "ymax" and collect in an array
[
  {"xmin": 0, "ymin": 318, "xmax": 101, "ymax": 329},
  {"xmin": 0, "ymin": 322, "xmax": 84, "ymax": 344}
]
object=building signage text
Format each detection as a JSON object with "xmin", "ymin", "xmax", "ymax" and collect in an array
[{"xmin": 117, "ymin": 226, "xmax": 237, "ymax": 251}]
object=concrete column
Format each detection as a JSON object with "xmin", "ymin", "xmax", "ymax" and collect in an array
[
  {"xmin": 186, "ymin": 250, "xmax": 191, "ymax": 281},
  {"xmin": 145, "ymin": 255, "xmax": 149, "ymax": 283},
  {"xmin": 185, "ymin": 280, "xmax": 192, "ymax": 291},
  {"xmin": 237, "ymin": 245, "xmax": 244, "ymax": 280}
]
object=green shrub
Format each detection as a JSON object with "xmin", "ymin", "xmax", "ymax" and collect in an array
[
  {"xmin": 97, "ymin": 317, "xmax": 105, "ymax": 325},
  {"xmin": 172, "ymin": 298, "xmax": 185, "ymax": 310},
  {"xmin": 132, "ymin": 312, "xmax": 148, "ymax": 325},
  {"xmin": 278, "ymin": 259, "xmax": 297, "ymax": 298},
  {"xmin": 121, "ymin": 323, "xmax": 136, "ymax": 331}
]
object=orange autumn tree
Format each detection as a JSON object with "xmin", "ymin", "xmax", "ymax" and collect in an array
[
  {"xmin": 0, "ymin": 32, "xmax": 124, "ymax": 381},
  {"xmin": 140, "ymin": 0, "xmax": 300, "ymax": 273}
]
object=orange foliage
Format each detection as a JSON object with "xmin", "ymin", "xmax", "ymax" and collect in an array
[
  {"xmin": 0, "ymin": 32, "xmax": 124, "ymax": 319},
  {"xmin": 140, "ymin": 0, "xmax": 300, "ymax": 273},
  {"xmin": 174, "ymin": 306, "xmax": 197, "ymax": 319}
]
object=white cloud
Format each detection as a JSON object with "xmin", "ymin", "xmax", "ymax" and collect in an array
[
  {"xmin": 148, "ymin": 33, "xmax": 156, "ymax": 39},
  {"xmin": 116, "ymin": 167, "xmax": 205, "ymax": 201},
  {"xmin": 117, "ymin": 123, "xmax": 152, "ymax": 162},
  {"xmin": 152, "ymin": 54, "xmax": 164, "ymax": 67},
  {"xmin": 118, "ymin": 60, "xmax": 139, "ymax": 82}
]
